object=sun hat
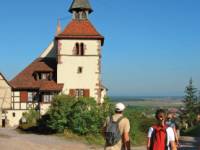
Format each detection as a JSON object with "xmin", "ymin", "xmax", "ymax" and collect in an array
[{"xmin": 115, "ymin": 103, "xmax": 126, "ymax": 112}]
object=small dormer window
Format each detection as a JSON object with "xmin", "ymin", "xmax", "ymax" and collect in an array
[
  {"xmin": 41, "ymin": 73, "xmax": 48, "ymax": 80},
  {"xmin": 34, "ymin": 72, "xmax": 53, "ymax": 81}
]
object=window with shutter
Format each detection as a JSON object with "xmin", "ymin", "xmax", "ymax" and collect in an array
[
  {"xmin": 83, "ymin": 89, "xmax": 90, "ymax": 97},
  {"xmin": 69, "ymin": 89, "xmax": 76, "ymax": 97},
  {"xmin": 69, "ymin": 89, "xmax": 90, "ymax": 97},
  {"xmin": 43, "ymin": 93, "xmax": 53, "ymax": 103},
  {"xmin": 20, "ymin": 91, "xmax": 28, "ymax": 102}
]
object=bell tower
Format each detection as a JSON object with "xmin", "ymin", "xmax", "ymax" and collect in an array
[
  {"xmin": 69, "ymin": 0, "xmax": 93, "ymax": 20},
  {"xmin": 56, "ymin": 0, "xmax": 106, "ymax": 103}
]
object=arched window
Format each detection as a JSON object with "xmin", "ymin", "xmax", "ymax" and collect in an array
[
  {"xmin": 80, "ymin": 43, "xmax": 84, "ymax": 56},
  {"xmin": 82, "ymin": 12, "xmax": 87, "ymax": 19},
  {"xmin": 75, "ymin": 43, "xmax": 79, "ymax": 55},
  {"xmin": 75, "ymin": 12, "xmax": 80, "ymax": 20},
  {"xmin": 73, "ymin": 43, "xmax": 85, "ymax": 56}
]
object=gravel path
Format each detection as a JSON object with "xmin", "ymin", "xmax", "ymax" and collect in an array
[
  {"xmin": 0, "ymin": 128, "xmax": 99, "ymax": 150},
  {"xmin": 179, "ymin": 136, "xmax": 200, "ymax": 150},
  {"xmin": 0, "ymin": 128, "xmax": 199, "ymax": 150}
]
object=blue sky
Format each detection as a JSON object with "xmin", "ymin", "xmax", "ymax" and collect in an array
[{"xmin": 0, "ymin": 0, "xmax": 200, "ymax": 96}]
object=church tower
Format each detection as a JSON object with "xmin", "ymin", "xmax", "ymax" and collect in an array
[{"xmin": 56, "ymin": 0, "xmax": 105, "ymax": 103}]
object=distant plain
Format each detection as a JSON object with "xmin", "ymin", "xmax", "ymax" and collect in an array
[{"xmin": 110, "ymin": 96, "xmax": 184, "ymax": 107}]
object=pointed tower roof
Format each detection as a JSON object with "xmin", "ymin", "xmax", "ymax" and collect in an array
[
  {"xmin": 55, "ymin": 20, "xmax": 104, "ymax": 45},
  {"xmin": 69, "ymin": 0, "xmax": 93, "ymax": 13},
  {"xmin": 55, "ymin": 19, "xmax": 62, "ymax": 36}
]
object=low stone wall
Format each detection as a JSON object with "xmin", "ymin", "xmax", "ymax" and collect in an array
[{"xmin": 6, "ymin": 110, "xmax": 27, "ymax": 127}]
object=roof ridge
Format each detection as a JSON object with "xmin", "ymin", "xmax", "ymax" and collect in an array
[{"xmin": 10, "ymin": 58, "xmax": 38, "ymax": 83}]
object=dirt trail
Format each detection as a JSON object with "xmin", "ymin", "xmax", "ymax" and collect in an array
[
  {"xmin": 0, "ymin": 128, "xmax": 199, "ymax": 150},
  {"xmin": 0, "ymin": 128, "xmax": 99, "ymax": 150},
  {"xmin": 179, "ymin": 136, "xmax": 200, "ymax": 150}
]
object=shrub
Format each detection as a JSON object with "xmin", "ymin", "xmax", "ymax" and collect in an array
[
  {"xmin": 124, "ymin": 106, "xmax": 155, "ymax": 145},
  {"xmin": 46, "ymin": 95, "xmax": 114, "ymax": 135},
  {"xmin": 182, "ymin": 124, "xmax": 200, "ymax": 137},
  {"xmin": 46, "ymin": 95, "xmax": 74, "ymax": 133},
  {"xmin": 19, "ymin": 109, "xmax": 40, "ymax": 129},
  {"xmin": 68, "ymin": 97, "xmax": 104, "ymax": 135},
  {"xmin": 37, "ymin": 114, "xmax": 54, "ymax": 134}
]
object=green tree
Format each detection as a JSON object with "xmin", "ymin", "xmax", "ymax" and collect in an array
[
  {"xmin": 19, "ymin": 109, "xmax": 40, "ymax": 129},
  {"xmin": 197, "ymin": 92, "xmax": 200, "ymax": 113},
  {"xmin": 46, "ymin": 95, "xmax": 114, "ymax": 134},
  {"xmin": 68, "ymin": 97, "xmax": 113, "ymax": 135},
  {"xmin": 47, "ymin": 95, "xmax": 74, "ymax": 133},
  {"xmin": 182, "ymin": 78, "xmax": 198, "ymax": 127}
]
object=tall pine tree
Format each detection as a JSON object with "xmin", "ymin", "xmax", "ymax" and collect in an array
[
  {"xmin": 182, "ymin": 78, "xmax": 198, "ymax": 127},
  {"xmin": 197, "ymin": 91, "xmax": 200, "ymax": 114}
]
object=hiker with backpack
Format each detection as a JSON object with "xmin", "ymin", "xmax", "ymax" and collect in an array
[
  {"xmin": 103, "ymin": 102, "xmax": 131, "ymax": 150},
  {"xmin": 147, "ymin": 109, "xmax": 177, "ymax": 150},
  {"xmin": 166, "ymin": 112, "xmax": 180, "ymax": 148}
]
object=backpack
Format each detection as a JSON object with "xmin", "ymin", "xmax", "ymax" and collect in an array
[
  {"xmin": 166, "ymin": 120, "xmax": 176, "ymax": 128},
  {"xmin": 150, "ymin": 125, "xmax": 170, "ymax": 150},
  {"xmin": 105, "ymin": 116, "xmax": 124, "ymax": 146}
]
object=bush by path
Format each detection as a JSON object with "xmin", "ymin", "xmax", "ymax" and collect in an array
[{"xmin": 19, "ymin": 95, "xmax": 156, "ymax": 146}]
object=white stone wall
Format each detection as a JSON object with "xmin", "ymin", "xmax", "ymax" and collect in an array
[
  {"xmin": 0, "ymin": 74, "xmax": 12, "ymax": 109},
  {"xmin": 6, "ymin": 110, "xmax": 27, "ymax": 127},
  {"xmin": 12, "ymin": 91, "xmax": 20, "ymax": 102},
  {"xmin": 101, "ymin": 88, "xmax": 107, "ymax": 104},
  {"xmin": 57, "ymin": 39, "xmax": 101, "ymax": 101},
  {"xmin": 5, "ymin": 103, "xmax": 50, "ymax": 127},
  {"xmin": 40, "ymin": 103, "xmax": 51, "ymax": 115}
]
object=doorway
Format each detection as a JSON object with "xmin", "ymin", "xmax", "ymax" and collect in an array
[{"xmin": 2, "ymin": 119, "xmax": 5, "ymax": 128}]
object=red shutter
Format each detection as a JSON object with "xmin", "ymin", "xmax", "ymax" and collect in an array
[
  {"xmin": 83, "ymin": 89, "xmax": 90, "ymax": 97},
  {"xmin": 20, "ymin": 91, "xmax": 28, "ymax": 102},
  {"xmin": 69, "ymin": 89, "xmax": 75, "ymax": 97}
]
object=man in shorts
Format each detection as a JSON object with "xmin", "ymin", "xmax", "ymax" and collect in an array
[{"xmin": 103, "ymin": 103, "xmax": 131, "ymax": 150}]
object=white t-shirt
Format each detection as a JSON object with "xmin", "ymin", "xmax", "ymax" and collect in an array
[{"xmin": 148, "ymin": 126, "xmax": 175, "ymax": 150}]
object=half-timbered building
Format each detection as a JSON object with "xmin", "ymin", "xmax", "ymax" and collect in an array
[{"xmin": 0, "ymin": 0, "xmax": 107, "ymax": 127}]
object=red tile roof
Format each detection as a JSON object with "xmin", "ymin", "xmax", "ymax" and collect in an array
[
  {"xmin": 10, "ymin": 58, "xmax": 63, "ymax": 91},
  {"xmin": 40, "ymin": 81, "xmax": 63, "ymax": 91},
  {"xmin": 56, "ymin": 20, "xmax": 104, "ymax": 45}
]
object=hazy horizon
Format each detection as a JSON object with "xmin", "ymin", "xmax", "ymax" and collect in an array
[{"xmin": 0, "ymin": 0, "xmax": 200, "ymax": 96}]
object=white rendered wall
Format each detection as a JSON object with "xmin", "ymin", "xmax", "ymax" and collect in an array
[
  {"xmin": 6, "ymin": 110, "xmax": 27, "ymax": 127},
  {"xmin": 57, "ymin": 39, "xmax": 101, "ymax": 100},
  {"xmin": 101, "ymin": 89, "xmax": 107, "ymax": 103},
  {"xmin": 0, "ymin": 75, "xmax": 12, "ymax": 109},
  {"xmin": 40, "ymin": 103, "xmax": 51, "ymax": 115}
]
